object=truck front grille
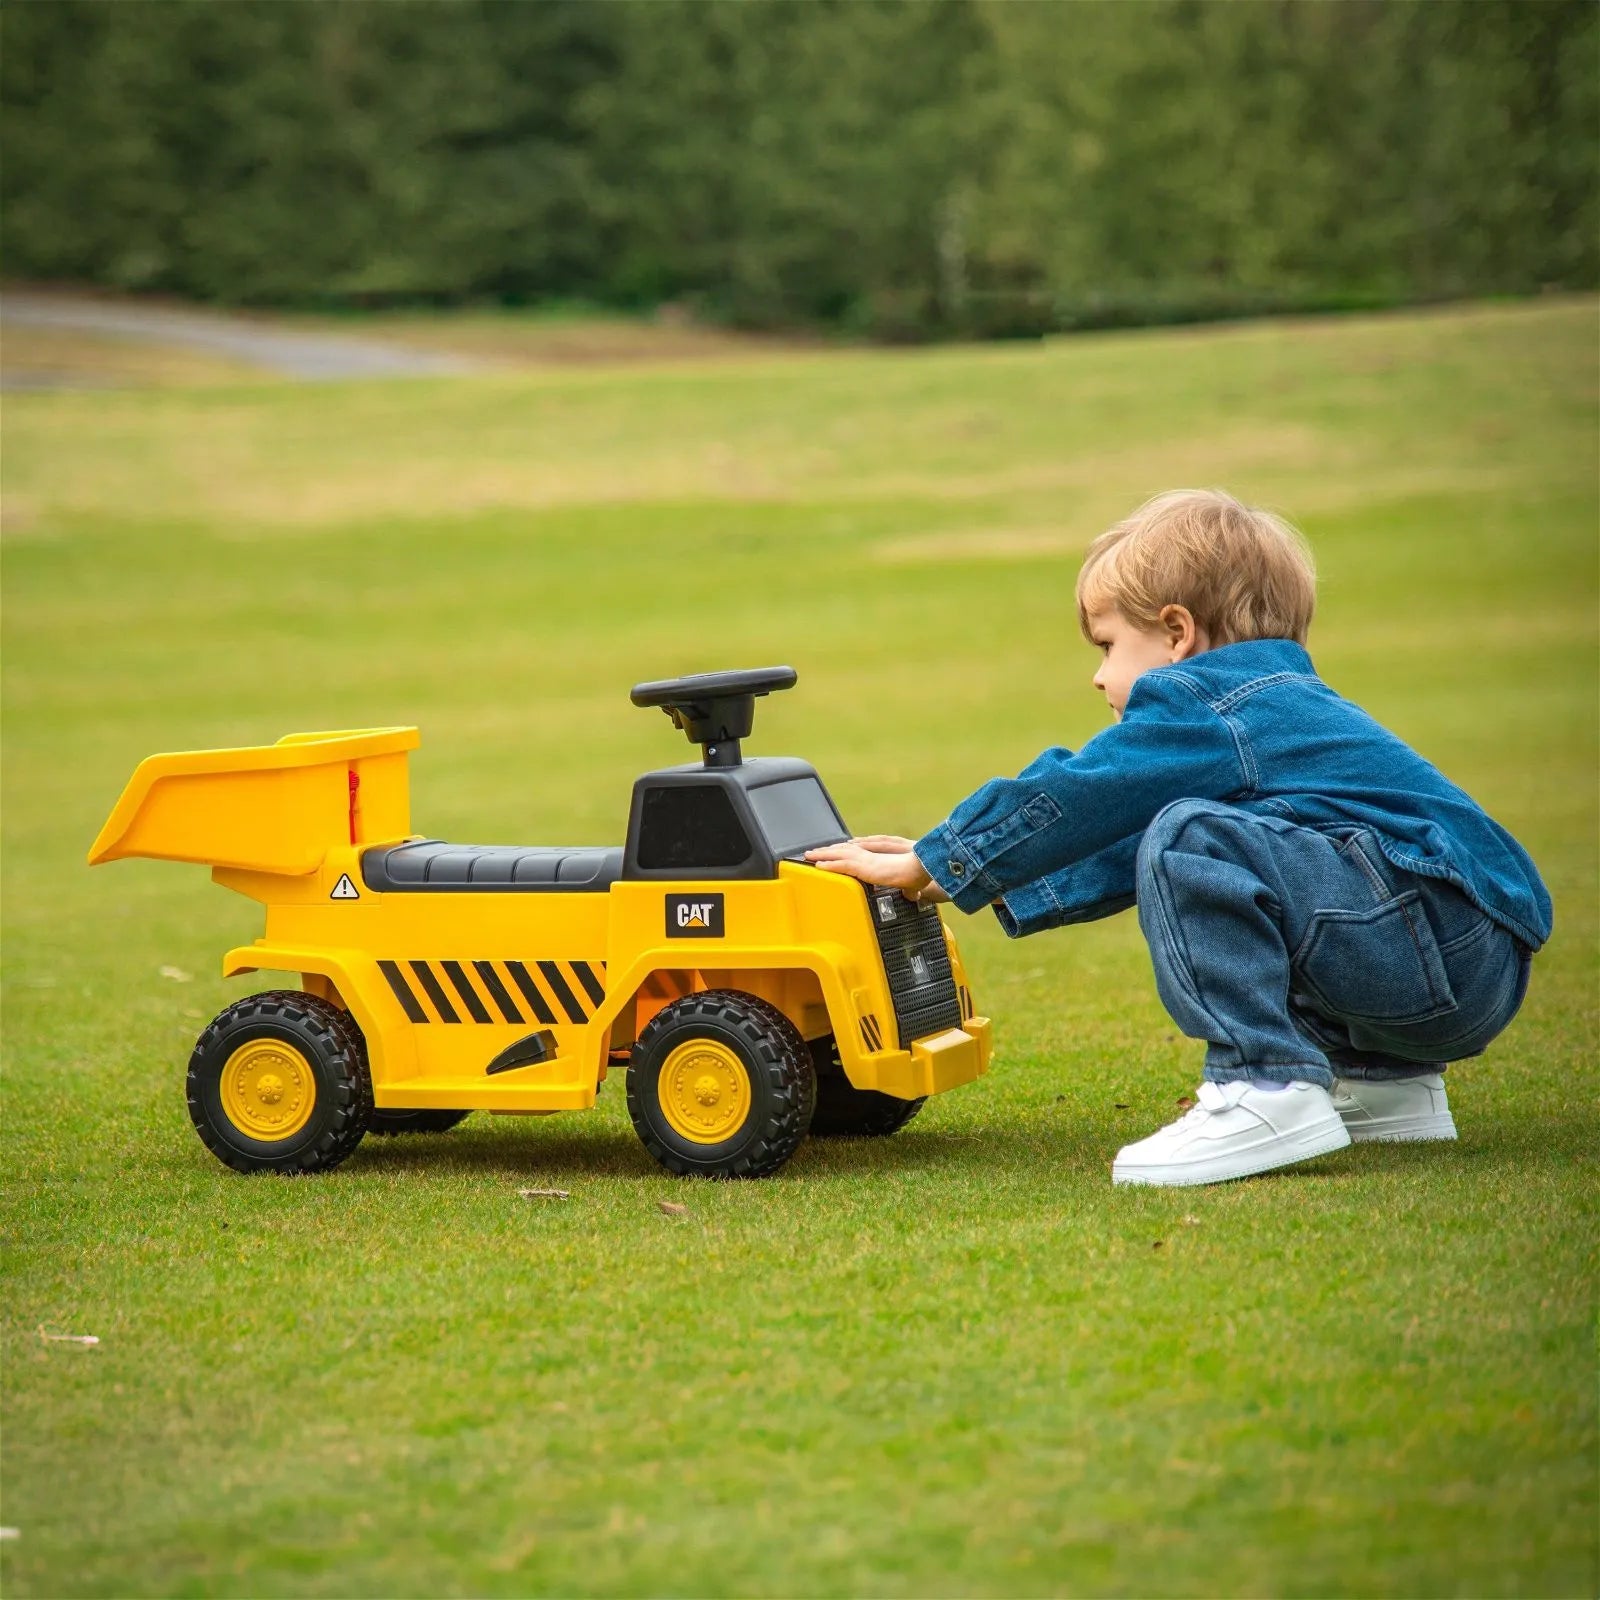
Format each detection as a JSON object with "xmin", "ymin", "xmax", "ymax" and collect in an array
[{"xmin": 866, "ymin": 887, "xmax": 963, "ymax": 1048}]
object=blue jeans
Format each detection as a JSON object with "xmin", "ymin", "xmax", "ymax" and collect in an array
[{"xmin": 1136, "ymin": 799, "xmax": 1532, "ymax": 1090}]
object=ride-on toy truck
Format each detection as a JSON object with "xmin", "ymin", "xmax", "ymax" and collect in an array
[{"xmin": 89, "ymin": 668, "xmax": 990, "ymax": 1178}]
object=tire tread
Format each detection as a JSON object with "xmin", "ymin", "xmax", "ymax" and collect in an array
[
  {"xmin": 186, "ymin": 990, "xmax": 372, "ymax": 1175},
  {"xmin": 626, "ymin": 989, "xmax": 814, "ymax": 1178},
  {"xmin": 808, "ymin": 1035, "xmax": 925, "ymax": 1137}
]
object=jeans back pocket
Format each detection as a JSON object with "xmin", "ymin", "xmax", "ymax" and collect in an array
[{"xmin": 1292, "ymin": 890, "xmax": 1457, "ymax": 1026}]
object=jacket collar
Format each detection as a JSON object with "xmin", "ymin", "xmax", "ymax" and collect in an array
[{"xmin": 1177, "ymin": 637, "xmax": 1314, "ymax": 678}]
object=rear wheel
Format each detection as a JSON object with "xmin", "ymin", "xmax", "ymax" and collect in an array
[
  {"xmin": 808, "ymin": 1036, "xmax": 925, "ymax": 1137},
  {"xmin": 187, "ymin": 991, "xmax": 372, "ymax": 1174},
  {"xmin": 627, "ymin": 990, "xmax": 815, "ymax": 1178},
  {"xmin": 367, "ymin": 1109, "xmax": 470, "ymax": 1136}
]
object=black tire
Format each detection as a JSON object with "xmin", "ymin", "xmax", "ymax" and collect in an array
[
  {"xmin": 366, "ymin": 1109, "xmax": 471, "ymax": 1136},
  {"xmin": 807, "ymin": 1036, "xmax": 925, "ymax": 1137},
  {"xmin": 626, "ymin": 989, "xmax": 815, "ymax": 1178},
  {"xmin": 186, "ymin": 990, "xmax": 372, "ymax": 1174}
]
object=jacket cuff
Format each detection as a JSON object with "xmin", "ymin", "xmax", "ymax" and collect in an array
[
  {"xmin": 913, "ymin": 822, "xmax": 1004, "ymax": 914},
  {"xmin": 991, "ymin": 875, "xmax": 1065, "ymax": 939}
]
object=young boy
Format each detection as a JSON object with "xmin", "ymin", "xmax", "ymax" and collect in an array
[{"xmin": 806, "ymin": 490, "xmax": 1551, "ymax": 1187}]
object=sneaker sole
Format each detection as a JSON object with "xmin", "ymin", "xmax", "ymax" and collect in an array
[
  {"xmin": 1343, "ymin": 1112, "xmax": 1458, "ymax": 1144},
  {"xmin": 1112, "ymin": 1116, "xmax": 1351, "ymax": 1188}
]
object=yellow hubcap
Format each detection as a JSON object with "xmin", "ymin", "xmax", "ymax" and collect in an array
[
  {"xmin": 658, "ymin": 1039, "xmax": 751, "ymax": 1144},
  {"xmin": 220, "ymin": 1038, "xmax": 315, "ymax": 1141}
]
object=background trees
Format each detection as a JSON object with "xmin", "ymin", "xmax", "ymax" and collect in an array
[{"xmin": 2, "ymin": 0, "xmax": 1593, "ymax": 335}]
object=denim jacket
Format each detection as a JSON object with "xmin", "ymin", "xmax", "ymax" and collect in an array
[{"xmin": 914, "ymin": 640, "xmax": 1553, "ymax": 950}]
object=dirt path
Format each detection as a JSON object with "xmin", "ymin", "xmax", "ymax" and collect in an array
[{"xmin": 0, "ymin": 292, "xmax": 482, "ymax": 384}]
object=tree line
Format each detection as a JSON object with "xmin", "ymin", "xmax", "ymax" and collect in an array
[{"xmin": 2, "ymin": 0, "xmax": 1594, "ymax": 337}]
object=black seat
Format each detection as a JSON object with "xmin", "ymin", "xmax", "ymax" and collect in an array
[{"xmin": 361, "ymin": 840, "xmax": 624, "ymax": 893}]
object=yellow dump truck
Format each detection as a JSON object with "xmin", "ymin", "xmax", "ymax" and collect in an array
[{"xmin": 89, "ymin": 668, "xmax": 990, "ymax": 1178}]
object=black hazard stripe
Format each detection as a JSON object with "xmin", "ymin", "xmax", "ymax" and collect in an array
[
  {"xmin": 410, "ymin": 961, "xmax": 460, "ymax": 1023},
  {"xmin": 473, "ymin": 961, "xmax": 524, "ymax": 1024},
  {"xmin": 441, "ymin": 961, "xmax": 493, "ymax": 1024},
  {"xmin": 384, "ymin": 958, "xmax": 607, "ymax": 1024},
  {"xmin": 379, "ymin": 960, "xmax": 428, "ymax": 1023},
  {"xmin": 537, "ymin": 961, "xmax": 587, "ymax": 1025},
  {"xmin": 571, "ymin": 960, "xmax": 607, "ymax": 1008},
  {"xmin": 505, "ymin": 962, "xmax": 558, "ymax": 1024}
]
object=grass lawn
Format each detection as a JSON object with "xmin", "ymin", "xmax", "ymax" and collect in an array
[{"xmin": 2, "ymin": 299, "xmax": 1596, "ymax": 1597}]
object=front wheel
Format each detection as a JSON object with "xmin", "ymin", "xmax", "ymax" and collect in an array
[
  {"xmin": 807, "ymin": 1036, "xmax": 925, "ymax": 1137},
  {"xmin": 626, "ymin": 990, "xmax": 815, "ymax": 1178},
  {"xmin": 186, "ymin": 991, "xmax": 372, "ymax": 1174}
]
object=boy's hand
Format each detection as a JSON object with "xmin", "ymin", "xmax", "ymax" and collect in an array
[
  {"xmin": 848, "ymin": 834, "xmax": 917, "ymax": 854},
  {"xmin": 804, "ymin": 837, "xmax": 947, "ymax": 901}
]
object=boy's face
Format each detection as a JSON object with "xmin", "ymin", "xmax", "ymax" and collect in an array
[{"xmin": 1086, "ymin": 605, "xmax": 1208, "ymax": 719}]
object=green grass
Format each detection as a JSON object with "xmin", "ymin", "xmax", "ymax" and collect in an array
[{"xmin": 2, "ymin": 300, "xmax": 1596, "ymax": 1597}]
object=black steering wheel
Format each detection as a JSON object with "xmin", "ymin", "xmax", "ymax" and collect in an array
[{"xmin": 631, "ymin": 666, "xmax": 797, "ymax": 767}]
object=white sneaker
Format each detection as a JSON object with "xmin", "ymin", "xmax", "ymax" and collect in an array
[
  {"xmin": 1331, "ymin": 1073, "xmax": 1457, "ymax": 1143},
  {"xmin": 1112, "ymin": 1080, "xmax": 1351, "ymax": 1187}
]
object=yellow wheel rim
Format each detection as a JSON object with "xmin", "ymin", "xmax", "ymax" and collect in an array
[
  {"xmin": 658, "ymin": 1038, "xmax": 752, "ymax": 1145},
  {"xmin": 219, "ymin": 1038, "xmax": 316, "ymax": 1141}
]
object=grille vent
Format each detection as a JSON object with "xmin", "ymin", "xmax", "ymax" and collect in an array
[{"xmin": 866, "ymin": 887, "xmax": 963, "ymax": 1047}]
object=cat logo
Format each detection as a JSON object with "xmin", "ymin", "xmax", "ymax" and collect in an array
[{"xmin": 665, "ymin": 893, "xmax": 725, "ymax": 938}]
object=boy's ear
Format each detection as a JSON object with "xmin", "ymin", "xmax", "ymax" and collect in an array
[{"xmin": 1158, "ymin": 604, "xmax": 1209, "ymax": 660}]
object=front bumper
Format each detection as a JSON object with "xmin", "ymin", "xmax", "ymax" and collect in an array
[{"xmin": 867, "ymin": 1015, "xmax": 991, "ymax": 1100}]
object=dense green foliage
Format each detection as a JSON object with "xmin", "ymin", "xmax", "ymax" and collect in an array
[
  {"xmin": 2, "ymin": 301, "xmax": 1596, "ymax": 1596},
  {"xmin": 3, "ymin": 0, "xmax": 1595, "ymax": 333}
]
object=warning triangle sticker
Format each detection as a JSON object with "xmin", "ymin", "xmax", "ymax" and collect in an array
[{"xmin": 330, "ymin": 874, "xmax": 360, "ymax": 901}]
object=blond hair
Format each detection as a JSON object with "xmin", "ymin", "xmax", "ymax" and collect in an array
[{"xmin": 1076, "ymin": 489, "xmax": 1316, "ymax": 645}]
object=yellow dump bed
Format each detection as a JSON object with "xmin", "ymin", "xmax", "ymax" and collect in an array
[{"xmin": 88, "ymin": 727, "xmax": 419, "ymax": 877}]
